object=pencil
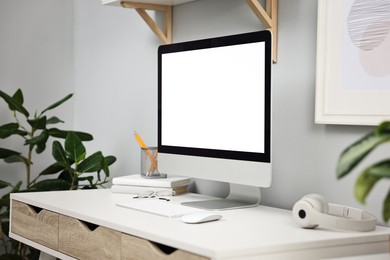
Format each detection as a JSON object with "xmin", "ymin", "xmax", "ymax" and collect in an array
[
  {"xmin": 134, "ymin": 131, "xmax": 147, "ymax": 148},
  {"xmin": 147, "ymin": 150, "xmax": 158, "ymax": 173},
  {"xmin": 133, "ymin": 131, "xmax": 158, "ymax": 174}
]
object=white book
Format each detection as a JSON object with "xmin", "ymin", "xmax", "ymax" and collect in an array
[
  {"xmin": 111, "ymin": 185, "xmax": 187, "ymax": 195},
  {"xmin": 112, "ymin": 174, "xmax": 192, "ymax": 188}
]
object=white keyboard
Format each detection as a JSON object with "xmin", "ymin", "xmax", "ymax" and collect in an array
[{"xmin": 116, "ymin": 199, "xmax": 204, "ymax": 218}]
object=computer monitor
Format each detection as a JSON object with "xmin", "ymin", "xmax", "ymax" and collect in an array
[{"xmin": 158, "ymin": 30, "xmax": 272, "ymax": 210}]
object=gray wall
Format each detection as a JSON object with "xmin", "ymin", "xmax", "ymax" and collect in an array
[
  {"xmin": 0, "ymin": 0, "xmax": 74, "ymax": 187},
  {"xmin": 1, "ymin": 0, "xmax": 389, "ymax": 225}
]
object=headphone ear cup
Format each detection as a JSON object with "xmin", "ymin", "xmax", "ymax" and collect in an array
[
  {"xmin": 292, "ymin": 194, "xmax": 329, "ymax": 229},
  {"xmin": 303, "ymin": 194, "xmax": 329, "ymax": 214},
  {"xmin": 292, "ymin": 199, "xmax": 318, "ymax": 228}
]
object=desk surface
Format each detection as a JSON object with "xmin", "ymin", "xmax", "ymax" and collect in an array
[{"xmin": 10, "ymin": 189, "xmax": 390, "ymax": 259}]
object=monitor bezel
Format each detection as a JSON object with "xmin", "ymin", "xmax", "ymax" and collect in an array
[{"xmin": 158, "ymin": 30, "xmax": 271, "ymax": 164}]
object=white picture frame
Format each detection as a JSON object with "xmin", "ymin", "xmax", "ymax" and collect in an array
[{"xmin": 315, "ymin": 0, "xmax": 390, "ymax": 125}]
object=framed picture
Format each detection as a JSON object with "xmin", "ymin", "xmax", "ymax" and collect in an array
[{"xmin": 315, "ymin": 0, "xmax": 390, "ymax": 125}]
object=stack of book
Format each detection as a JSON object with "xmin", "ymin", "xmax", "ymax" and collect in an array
[{"xmin": 111, "ymin": 174, "xmax": 192, "ymax": 195}]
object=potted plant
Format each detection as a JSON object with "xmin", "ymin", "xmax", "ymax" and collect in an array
[
  {"xmin": 0, "ymin": 89, "xmax": 116, "ymax": 259},
  {"xmin": 337, "ymin": 121, "xmax": 390, "ymax": 223}
]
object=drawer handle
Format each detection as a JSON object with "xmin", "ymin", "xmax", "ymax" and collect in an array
[
  {"xmin": 79, "ymin": 220, "xmax": 99, "ymax": 231},
  {"xmin": 31, "ymin": 205, "xmax": 43, "ymax": 214},
  {"xmin": 152, "ymin": 242, "xmax": 177, "ymax": 255}
]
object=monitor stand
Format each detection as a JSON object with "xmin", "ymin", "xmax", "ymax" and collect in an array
[{"xmin": 181, "ymin": 183, "xmax": 261, "ymax": 210}]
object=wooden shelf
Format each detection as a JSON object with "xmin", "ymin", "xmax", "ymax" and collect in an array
[
  {"xmin": 102, "ymin": 0, "xmax": 195, "ymax": 6},
  {"xmin": 103, "ymin": 0, "xmax": 278, "ymax": 62}
]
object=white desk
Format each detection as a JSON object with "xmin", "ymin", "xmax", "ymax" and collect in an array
[{"xmin": 9, "ymin": 189, "xmax": 390, "ymax": 259}]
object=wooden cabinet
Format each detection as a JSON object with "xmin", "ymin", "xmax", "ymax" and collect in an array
[
  {"xmin": 121, "ymin": 234, "xmax": 208, "ymax": 260},
  {"xmin": 58, "ymin": 215, "xmax": 122, "ymax": 259},
  {"xmin": 10, "ymin": 199, "xmax": 209, "ymax": 260},
  {"xmin": 11, "ymin": 200, "xmax": 59, "ymax": 250}
]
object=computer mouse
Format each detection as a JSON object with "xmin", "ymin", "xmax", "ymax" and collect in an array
[{"xmin": 181, "ymin": 211, "xmax": 222, "ymax": 224}]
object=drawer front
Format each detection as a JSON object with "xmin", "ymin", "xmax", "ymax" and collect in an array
[
  {"xmin": 11, "ymin": 200, "xmax": 59, "ymax": 250},
  {"xmin": 122, "ymin": 234, "xmax": 209, "ymax": 260},
  {"xmin": 58, "ymin": 215, "xmax": 122, "ymax": 260}
]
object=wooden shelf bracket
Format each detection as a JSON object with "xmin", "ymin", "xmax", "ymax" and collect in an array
[
  {"xmin": 246, "ymin": 0, "xmax": 278, "ymax": 63},
  {"xmin": 120, "ymin": 0, "xmax": 277, "ymax": 61},
  {"xmin": 121, "ymin": 1, "xmax": 172, "ymax": 44}
]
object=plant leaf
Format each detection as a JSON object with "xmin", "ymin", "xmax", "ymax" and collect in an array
[
  {"xmin": 41, "ymin": 93, "xmax": 73, "ymax": 115},
  {"xmin": 375, "ymin": 121, "xmax": 390, "ymax": 135},
  {"xmin": 354, "ymin": 169, "xmax": 381, "ymax": 204},
  {"xmin": 365, "ymin": 159, "xmax": 390, "ymax": 178},
  {"xmin": 73, "ymin": 131, "xmax": 93, "ymax": 141},
  {"xmin": 58, "ymin": 169, "xmax": 73, "ymax": 183},
  {"xmin": 82, "ymin": 185, "xmax": 97, "ymax": 190},
  {"xmin": 102, "ymin": 155, "xmax": 117, "ymax": 177},
  {"xmin": 105, "ymin": 155, "xmax": 117, "ymax": 166},
  {"xmin": 12, "ymin": 88, "xmax": 24, "ymax": 105},
  {"xmin": 11, "ymin": 181, "xmax": 22, "ymax": 193},
  {"xmin": 0, "ymin": 198, "xmax": 10, "ymax": 208},
  {"xmin": 25, "ymin": 129, "xmax": 49, "ymax": 146},
  {"xmin": 77, "ymin": 151, "xmax": 103, "ymax": 173},
  {"xmin": 383, "ymin": 189, "xmax": 390, "ymax": 222},
  {"xmin": 35, "ymin": 142, "xmax": 47, "ymax": 154},
  {"xmin": 0, "ymin": 148, "xmax": 21, "ymax": 159},
  {"xmin": 0, "ymin": 123, "xmax": 19, "ymax": 138},
  {"xmin": 65, "ymin": 132, "xmax": 86, "ymax": 163},
  {"xmin": 46, "ymin": 116, "xmax": 64, "ymax": 125},
  {"xmin": 1, "ymin": 221, "xmax": 10, "ymax": 238},
  {"xmin": 27, "ymin": 116, "xmax": 47, "ymax": 130},
  {"xmin": 24, "ymin": 129, "xmax": 49, "ymax": 154},
  {"xmin": 30, "ymin": 179, "xmax": 70, "ymax": 191},
  {"xmin": 48, "ymin": 128, "xmax": 93, "ymax": 141},
  {"xmin": 0, "ymin": 180, "xmax": 11, "ymax": 189},
  {"xmin": 0, "ymin": 89, "xmax": 29, "ymax": 117},
  {"xmin": 52, "ymin": 141, "xmax": 69, "ymax": 167},
  {"xmin": 47, "ymin": 128, "xmax": 69, "ymax": 139},
  {"xmin": 39, "ymin": 162, "xmax": 65, "ymax": 176},
  {"xmin": 36, "ymin": 130, "xmax": 50, "ymax": 154},
  {"xmin": 4, "ymin": 154, "xmax": 28, "ymax": 164},
  {"xmin": 78, "ymin": 176, "xmax": 94, "ymax": 185},
  {"xmin": 336, "ymin": 131, "xmax": 390, "ymax": 179}
]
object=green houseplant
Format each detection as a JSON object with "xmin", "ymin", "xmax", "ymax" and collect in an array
[
  {"xmin": 337, "ymin": 121, "xmax": 390, "ymax": 223},
  {"xmin": 0, "ymin": 89, "xmax": 116, "ymax": 259}
]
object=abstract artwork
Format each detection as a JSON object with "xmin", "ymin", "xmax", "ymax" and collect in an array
[{"xmin": 316, "ymin": 0, "xmax": 390, "ymax": 125}]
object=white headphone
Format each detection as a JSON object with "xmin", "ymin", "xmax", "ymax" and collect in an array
[{"xmin": 292, "ymin": 194, "xmax": 376, "ymax": 232}]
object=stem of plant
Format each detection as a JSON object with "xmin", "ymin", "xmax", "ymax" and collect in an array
[
  {"xmin": 26, "ymin": 146, "xmax": 33, "ymax": 189},
  {"xmin": 26, "ymin": 125, "xmax": 35, "ymax": 189}
]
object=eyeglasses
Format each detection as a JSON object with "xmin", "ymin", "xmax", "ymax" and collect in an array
[{"xmin": 132, "ymin": 190, "xmax": 176, "ymax": 199}]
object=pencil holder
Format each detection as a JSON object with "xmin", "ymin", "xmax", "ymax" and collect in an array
[{"xmin": 140, "ymin": 147, "xmax": 166, "ymax": 179}]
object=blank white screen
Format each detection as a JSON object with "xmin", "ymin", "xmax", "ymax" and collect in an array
[{"xmin": 161, "ymin": 42, "xmax": 265, "ymax": 153}]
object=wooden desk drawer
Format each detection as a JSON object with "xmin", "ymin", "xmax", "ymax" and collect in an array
[
  {"xmin": 58, "ymin": 215, "xmax": 121, "ymax": 259},
  {"xmin": 11, "ymin": 200, "xmax": 59, "ymax": 250},
  {"xmin": 122, "ymin": 233, "xmax": 209, "ymax": 260}
]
